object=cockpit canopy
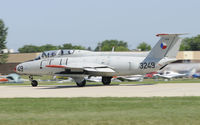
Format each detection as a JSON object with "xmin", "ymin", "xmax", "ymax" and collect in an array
[{"xmin": 34, "ymin": 50, "xmax": 75, "ymax": 60}]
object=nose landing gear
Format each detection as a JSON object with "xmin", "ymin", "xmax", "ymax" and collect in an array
[{"xmin": 29, "ymin": 75, "xmax": 38, "ymax": 87}]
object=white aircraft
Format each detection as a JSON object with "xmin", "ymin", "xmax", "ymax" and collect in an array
[
  {"xmin": 154, "ymin": 68, "xmax": 196, "ymax": 80},
  {"xmin": 15, "ymin": 34, "xmax": 184, "ymax": 87},
  {"xmin": 153, "ymin": 70, "xmax": 186, "ymax": 80},
  {"xmin": 85, "ymin": 76, "xmax": 102, "ymax": 82},
  {"xmin": 0, "ymin": 73, "xmax": 22, "ymax": 83},
  {"xmin": 117, "ymin": 75, "xmax": 144, "ymax": 82},
  {"xmin": 86, "ymin": 76, "xmax": 122, "ymax": 83}
]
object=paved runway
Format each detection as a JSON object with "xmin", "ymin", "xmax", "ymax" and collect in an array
[{"xmin": 0, "ymin": 83, "xmax": 200, "ymax": 98}]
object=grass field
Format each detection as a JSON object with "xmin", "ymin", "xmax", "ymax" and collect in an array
[{"xmin": 0, "ymin": 97, "xmax": 200, "ymax": 125}]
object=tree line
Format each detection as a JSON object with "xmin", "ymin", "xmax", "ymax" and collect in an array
[
  {"xmin": 18, "ymin": 40, "xmax": 132, "ymax": 53},
  {"xmin": 18, "ymin": 44, "xmax": 86, "ymax": 53},
  {"xmin": 17, "ymin": 35, "xmax": 200, "ymax": 53}
]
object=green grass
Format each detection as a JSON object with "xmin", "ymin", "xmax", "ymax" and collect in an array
[{"xmin": 0, "ymin": 97, "xmax": 200, "ymax": 125}]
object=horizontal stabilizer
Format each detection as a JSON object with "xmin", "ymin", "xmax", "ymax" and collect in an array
[{"xmin": 156, "ymin": 33, "xmax": 188, "ymax": 37}]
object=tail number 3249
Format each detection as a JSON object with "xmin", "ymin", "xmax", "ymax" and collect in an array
[{"xmin": 139, "ymin": 62, "xmax": 155, "ymax": 69}]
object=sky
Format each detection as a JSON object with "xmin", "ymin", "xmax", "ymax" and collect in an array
[{"xmin": 0, "ymin": 0, "xmax": 200, "ymax": 51}]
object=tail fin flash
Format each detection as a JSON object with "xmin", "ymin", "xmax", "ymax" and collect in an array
[{"xmin": 147, "ymin": 33, "xmax": 185, "ymax": 59}]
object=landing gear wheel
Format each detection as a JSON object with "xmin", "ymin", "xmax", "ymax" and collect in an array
[
  {"xmin": 31, "ymin": 80, "xmax": 38, "ymax": 87},
  {"xmin": 76, "ymin": 79, "xmax": 86, "ymax": 87},
  {"xmin": 29, "ymin": 75, "xmax": 38, "ymax": 87},
  {"xmin": 102, "ymin": 77, "xmax": 112, "ymax": 85}
]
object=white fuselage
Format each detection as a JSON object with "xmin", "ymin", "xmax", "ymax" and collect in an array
[{"xmin": 17, "ymin": 50, "xmax": 174, "ymax": 77}]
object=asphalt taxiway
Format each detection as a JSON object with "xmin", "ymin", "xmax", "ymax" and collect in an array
[{"xmin": 0, "ymin": 83, "xmax": 200, "ymax": 98}]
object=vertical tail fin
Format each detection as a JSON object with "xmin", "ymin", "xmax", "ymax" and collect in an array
[{"xmin": 146, "ymin": 34, "xmax": 185, "ymax": 59}]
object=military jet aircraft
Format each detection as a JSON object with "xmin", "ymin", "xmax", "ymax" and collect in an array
[{"xmin": 15, "ymin": 33, "xmax": 184, "ymax": 87}]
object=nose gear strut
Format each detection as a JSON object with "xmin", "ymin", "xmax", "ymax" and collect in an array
[{"xmin": 29, "ymin": 75, "xmax": 38, "ymax": 87}]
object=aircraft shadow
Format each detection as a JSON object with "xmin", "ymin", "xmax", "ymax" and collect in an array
[{"xmin": 39, "ymin": 83, "xmax": 155, "ymax": 89}]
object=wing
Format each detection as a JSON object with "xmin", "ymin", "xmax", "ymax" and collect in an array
[{"xmin": 45, "ymin": 63, "xmax": 115, "ymax": 75}]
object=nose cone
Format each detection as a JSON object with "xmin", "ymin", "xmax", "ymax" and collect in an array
[
  {"xmin": 15, "ymin": 60, "xmax": 39, "ymax": 75},
  {"xmin": 15, "ymin": 64, "xmax": 24, "ymax": 74}
]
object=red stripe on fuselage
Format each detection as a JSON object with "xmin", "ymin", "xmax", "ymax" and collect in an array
[{"xmin": 46, "ymin": 65, "xmax": 66, "ymax": 68}]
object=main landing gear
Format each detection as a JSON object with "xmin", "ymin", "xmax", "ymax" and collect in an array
[
  {"xmin": 74, "ymin": 76, "xmax": 112, "ymax": 87},
  {"xmin": 102, "ymin": 77, "xmax": 112, "ymax": 85},
  {"xmin": 76, "ymin": 79, "xmax": 86, "ymax": 87},
  {"xmin": 73, "ymin": 77, "xmax": 86, "ymax": 87},
  {"xmin": 29, "ymin": 75, "xmax": 38, "ymax": 87}
]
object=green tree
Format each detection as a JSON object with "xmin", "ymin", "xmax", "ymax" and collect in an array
[
  {"xmin": 18, "ymin": 44, "xmax": 58, "ymax": 53},
  {"xmin": 0, "ymin": 53, "xmax": 8, "ymax": 64},
  {"xmin": 72, "ymin": 45, "xmax": 85, "ymax": 50},
  {"xmin": 18, "ymin": 45, "xmax": 41, "ymax": 53},
  {"xmin": 60, "ymin": 43, "xmax": 85, "ymax": 50},
  {"xmin": 137, "ymin": 42, "xmax": 151, "ymax": 51},
  {"xmin": 95, "ymin": 40, "xmax": 129, "ymax": 51},
  {"xmin": 18, "ymin": 43, "xmax": 86, "ymax": 53},
  {"xmin": 180, "ymin": 35, "xmax": 200, "ymax": 51},
  {"xmin": 0, "ymin": 19, "xmax": 8, "ymax": 64},
  {"xmin": 39, "ymin": 44, "xmax": 58, "ymax": 51},
  {"xmin": 60, "ymin": 43, "xmax": 73, "ymax": 49}
]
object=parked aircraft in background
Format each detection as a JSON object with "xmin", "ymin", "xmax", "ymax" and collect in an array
[
  {"xmin": 117, "ymin": 75, "xmax": 143, "ymax": 82},
  {"xmin": 0, "ymin": 73, "xmax": 22, "ymax": 83},
  {"xmin": 144, "ymin": 72, "xmax": 157, "ymax": 78},
  {"xmin": 86, "ymin": 76, "xmax": 122, "ymax": 83},
  {"xmin": 154, "ymin": 68, "xmax": 196, "ymax": 80},
  {"xmin": 192, "ymin": 73, "xmax": 200, "ymax": 78},
  {"xmin": 15, "ymin": 34, "xmax": 184, "ymax": 87},
  {"xmin": 153, "ymin": 71, "xmax": 186, "ymax": 80},
  {"xmin": 57, "ymin": 77, "xmax": 73, "ymax": 83},
  {"xmin": 0, "ymin": 77, "xmax": 8, "ymax": 82},
  {"xmin": 86, "ymin": 76, "xmax": 102, "ymax": 82}
]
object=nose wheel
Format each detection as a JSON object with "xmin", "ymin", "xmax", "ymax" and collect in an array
[
  {"xmin": 31, "ymin": 80, "xmax": 38, "ymax": 87},
  {"xmin": 29, "ymin": 75, "xmax": 38, "ymax": 87}
]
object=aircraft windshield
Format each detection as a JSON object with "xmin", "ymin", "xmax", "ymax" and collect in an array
[{"xmin": 34, "ymin": 49, "xmax": 75, "ymax": 60}]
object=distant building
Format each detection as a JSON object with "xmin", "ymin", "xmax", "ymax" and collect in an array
[
  {"xmin": 176, "ymin": 51, "xmax": 200, "ymax": 63},
  {"xmin": 0, "ymin": 53, "xmax": 40, "ymax": 74},
  {"xmin": 177, "ymin": 51, "xmax": 200, "ymax": 60},
  {"xmin": 1, "ymin": 49, "xmax": 15, "ymax": 54}
]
